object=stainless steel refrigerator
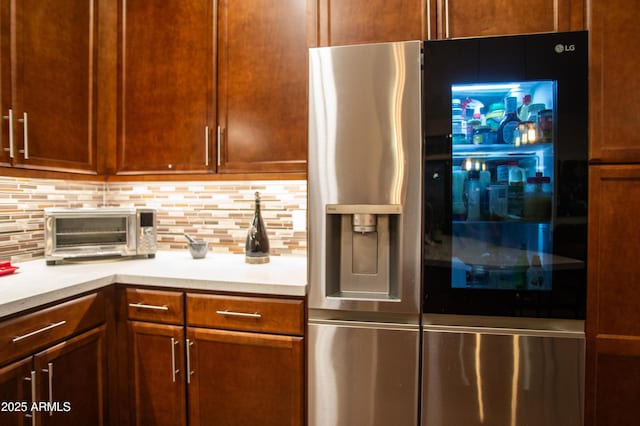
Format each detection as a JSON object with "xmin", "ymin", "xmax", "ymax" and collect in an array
[
  {"xmin": 308, "ymin": 41, "xmax": 423, "ymax": 426},
  {"xmin": 421, "ymin": 31, "xmax": 588, "ymax": 426}
]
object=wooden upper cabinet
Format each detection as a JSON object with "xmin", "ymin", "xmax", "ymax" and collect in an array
[
  {"xmin": 117, "ymin": 0, "xmax": 214, "ymax": 175},
  {"xmin": 216, "ymin": 0, "xmax": 311, "ymax": 173},
  {"xmin": 317, "ymin": 0, "xmax": 425, "ymax": 46},
  {"xmin": 1, "ymin": 0, "xmax": 97, "ymax": 173},
  {"xmin": 588, "ymin": 0, "xmax": 640, "ymax": 162},
  {"xmin": 432, "ymin": 0, "xmax": 584, "ymax": 39}
]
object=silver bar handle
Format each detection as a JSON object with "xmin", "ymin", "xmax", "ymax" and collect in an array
[
  {"xmin": 2, "ymin": 108, "xmax": 14, "ymax": 158},
  {"xmin": 12, "ymin": 321, "xmax": 67, "ymax": 343},
  {"xmin": 42, "ymin": 362, "xmax": 53, "ymax": 416},
  {"xmin": 18, "ymin": 112, "xmax": 28, "ymax": 159},
  {"xmin": 215, "ymin": 310, "xmax": 262, "ymax": 319},
  {"xmin": 445, "ymin": 0, "xmax": 450, "ymax": 38},
  {"xmin": 170, "ymin": 337, "xmax": 179, "ymax": 383},
  {"xmin": 216, "ymin": 126, "xmax": 222, "ymax": 167},
  {"xmin": 24, "ymin": 371, "xmax": 36, "ymax": 425},
  {"xmin": 128, "ymin": 302, "xmax": 169, "ymax": 311},
  {"xmin": 205, "ymin": 126, "xmax": 210, "ymax": 166},
  {"xmin": 186, "ymin": 339, "xmax": 194, "ymax": 384}
]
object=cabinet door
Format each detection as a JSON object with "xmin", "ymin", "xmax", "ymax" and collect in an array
[
  {"xmin": 33, "ymin": 325, "xmax": 106, "ymax": 426},
  {"xmin": 217, "ymin": 0, "xmax": 309, "ymax": 173},
  {"xmin": 117, "ymin": 0, "xmax": 214, "ymax": 174},
  {"xmin": 586, "ymin": 165, "xmax": 640, "ymax": 425},
  {"xmin": 0, "ymin": 0, "xmax": 11, "ymax": 166},
  {"xmin": 187, "ymin": 327, "xmax": 304, "ymax": 426},
  {"xmin": 317, "ymin": 0, "xmax": 424, "ymax": 46},
  {"xmin": 0, "ymin": 357, "xmax": 33, "ymax": 426},
  {"xmin": 433, "ymin": 0, "xmax": 584, "ymax": 39},
  {"xmin": 13, "ymin": 0, "xmax": 97, "ymax": 172},
  {"xmin": 128, "ymin": 321, "xmax": 186, "ymax": 426},
  {"xmin": 589, "ymin": 0, "xmax": 640, "ymax": 162}
]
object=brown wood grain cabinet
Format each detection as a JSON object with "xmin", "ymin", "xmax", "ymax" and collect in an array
[
  {"xmin": 123, "ymin": 288, "xmax": 186, "ymax": 426},
  {"xmin": 116, "ymin": 0, "xmax": 311, "ymax": 176},
  {"xmin": 588, "ymin": 0, "xmax": 640, "ymax": 162},
  {"xmin": 0, "ymin": 293, "xmax": 108, "ymax": 426},
  {"xmin": 116, "ymin": 0, "xmax": 215, "ymax": 174},
  {"xmin": 586, "ymin": 165, "xmax": 640, "ymax": 426},
  {"xmin": 316, "ymin": 0, "xmax": 425, "ymax": 46},
  {"xmin": 187, "ymin": 327, "xmax": 304, "ymax": 426},
  {"xmin": 216, "ymin": 0, "xmax": 310, "ymax": 174},
  {"xmin": 0, "ymin": 357, "xmax": 33, "ymax": 426},
  {"xmin": 128, "ymin": 322, "xmax": 187, "ymax": 426},
  {"xmin": 34, "ymin": 326, "xmax": 107, "ymax": 426},
  {"xmin": 0, "ymin": 0, "xmax": 98, "ymax": 174},
  {"xmin": 430, "ymin": 0, "xmax": 584, "ymax": 39},
  {"xmin": 121, "ymin": 288, "xmax": 305, "ymax": 426}
]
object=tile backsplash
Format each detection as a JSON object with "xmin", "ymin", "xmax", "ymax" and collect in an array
[{"xmin": 0, "ymin": 177, "xmax": 307, "ymax": 262}]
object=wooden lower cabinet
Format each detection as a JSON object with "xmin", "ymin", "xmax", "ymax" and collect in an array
[
  {"xmin": 122, "ymin": 288, "xmax": 305, "ymax": 426},
  {"xmin": 128, "ymin": 322, "xmax": 187, "ymax": 426},
  {"xmin": 586, "ymin": 165, "xmax": 640, "ymax": 425},
  {"xmin": 187, "ymin": 327, "xmax": 304, "ymax": 426},
  {"xmin": 0, "ymin": 357, "xmax": 33, "ymax": 426},
  {"xmin": 0, "ymin": 326, "xmax": 107, "ymax": 426}
]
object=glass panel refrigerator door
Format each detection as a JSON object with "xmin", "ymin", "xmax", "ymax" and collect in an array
[
  {"xmin": 422, "ymin": 31, "xmax": 588, "ymax": 319},
  {"xmin": 450, "ymin": 80, "xmax": 556, "ymax": 291}
]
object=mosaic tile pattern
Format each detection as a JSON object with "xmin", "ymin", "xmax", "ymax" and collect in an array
[
  {"xmin": 0, "ymin": 177, "xmax": 307, "ymax": 262},
  {"xmin": 0, "ymin": 177, "xmax": 105, "ymax": 262}
]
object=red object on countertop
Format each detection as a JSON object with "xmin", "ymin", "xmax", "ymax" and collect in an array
[{"xmin": 0, "ymin": 260, "xmax": 19, "ymax": 276}]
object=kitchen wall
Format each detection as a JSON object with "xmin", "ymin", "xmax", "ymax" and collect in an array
[{"xmin": 0, "ymin": 177, "xmax": 307, "ymax": 262}]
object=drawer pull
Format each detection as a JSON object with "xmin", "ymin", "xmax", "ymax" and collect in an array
[
  {"xmin": 129, "ymin": 302, "xmax": 169, "ymax": 311},
  {"xmin": 215, "ymin": 310, "xmax": 262, "ymax": 319},
  {"xmin": 12, "ymin": 321, "xmax": 67, "ymax": 343}
]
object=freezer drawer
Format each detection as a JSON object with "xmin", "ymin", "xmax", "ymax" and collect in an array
[
  {"xmin": 309, "ymin": 320, "xmax": 419, "ymax": 426},
  {"xmin": 422, "ymin": 325, "xmax": 584, "ymax": 426}
]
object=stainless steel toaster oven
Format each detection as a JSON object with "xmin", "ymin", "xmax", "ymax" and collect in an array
[{"xmin": 44, "ymin": 207, "xmax": 157, "ymax": 265}]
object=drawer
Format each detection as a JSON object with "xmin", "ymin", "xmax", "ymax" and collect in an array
[
  {"xmin": 187, "ymin": 293, "xmax": 304, "ymax": 336},
  {"xmin": 126, "ymin": 288, "xmax": 184, "ymax": 325},
  {"xmin": 0, "ymin": 292, "xmax": 105, "ymax": 364}
]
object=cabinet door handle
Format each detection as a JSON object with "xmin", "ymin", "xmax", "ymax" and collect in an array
[
  {"xmin": 170, "ymin": 337, "xmax": 180, "ymax": 383},
  {"xmin": 205, "ymin": 126, "xmax": 210, "ymax": 166},
  {"xmin": 18, "ymin": 112, "xmax": 28, "ymax": 159},
  {"xmin": 186, "ymin": 339, "xmax": 194, "ymax": 384},
  {"xmin": 216, "ymin": 126, "xmax": 222, "ymax": 167},
  {"xmin": 12, "ymin": 321, "xmax": 67, "ymax": 343},
  {"xmin": 128, "ymin": 302, "xmax": 169, "ymax": 311},
  {"xmin": 215, "ymin": 310, "xmax": 262, "ymax": 319},
  {"xmin": 24, "ymin": 371, "xmax": 36, "ymax": 426},
  {"xmin": 41, "ymin": 362, "xmax": 54, "ymax": 416},
  {"xmin": 2, "ymin": 109, "xmax": 14, "ymax": 158},
  {"xmin": 444, "ymin": 0, "xmax": 450, "ymax": 38}
]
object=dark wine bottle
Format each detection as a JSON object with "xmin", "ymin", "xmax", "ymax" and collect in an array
[{"xmin": 245, "ymin": 191, "xmax": 270, "ymax": 264}]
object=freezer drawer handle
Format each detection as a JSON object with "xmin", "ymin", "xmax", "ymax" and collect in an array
[
  {"xmin": 128, "ymin": 302, "xmax": 169, "ymax": 311},
  {"xmin": 215, "ymin": 310, "xmax": 262, "ymax": 319},
  {"xmin": 12, "ymin": 321, "xmax": 67, "ymax": 343}
]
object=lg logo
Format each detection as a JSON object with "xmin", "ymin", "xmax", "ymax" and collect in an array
[{"xmin": 554, "ymin": 43, "xmax": 576, "ymax": 53}]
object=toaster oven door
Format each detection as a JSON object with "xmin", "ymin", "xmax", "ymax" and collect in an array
[{"xmin": 46, "ymin": 214, "xmax": 137, "ymax": 259}]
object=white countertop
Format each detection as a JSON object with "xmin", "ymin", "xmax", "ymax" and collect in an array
[{"xmin": 0, "ymin": 252, "xmax": 307, "ymax": 318}]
